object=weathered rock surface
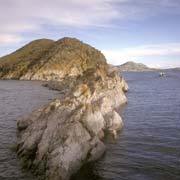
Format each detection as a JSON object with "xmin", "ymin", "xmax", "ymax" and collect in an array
[
  {"xmin": 16, "ymin": 69, "xmax": 128, "ymax": 180},
  {"xmin": 1, "ymin": 37, "xmax": 128, "ymax": 180}
]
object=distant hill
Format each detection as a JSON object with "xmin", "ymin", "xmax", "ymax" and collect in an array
[{"xmin": 116, "ymin": 61, "xmax": 154, "ymax": 72}]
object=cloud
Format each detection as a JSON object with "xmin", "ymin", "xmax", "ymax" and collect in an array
[
  {"xmin": 0, "ymin": 0, "xmax": 120, "ymax": 33},
  {"xmin": 1, "ymin": 0, "xmax": 180, "ymax": 44},
  {"xmin": 123, "ymin": 43, "xmax": 180, "ymax": 56},
  {"xmin": 102, "ymin": 43, "xmax": 180, "ymax": 66},
  {"xmin": 0, "ymin": 0, "xmax": 123, "ymax": 45},
  {"xmin": 147, "ymin": 61, "xmax": 180, "ymax": 68},
  {"xmin": 0, "ymin": 34, "xmax": 23, "ymax": 45}
]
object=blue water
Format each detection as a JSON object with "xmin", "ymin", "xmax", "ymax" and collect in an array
[
  {"xmin": 73, "ymin": 70, "xmax": 180, "ymax": 180},
  {"xmin": 0, "ymin": 80, "xmax": 59, "ymax": 180},
  {"xmin": 0, "ymin": 71, "xmax": 180, "ymax": 180}
]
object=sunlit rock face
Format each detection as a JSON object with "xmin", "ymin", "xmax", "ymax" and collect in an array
[{"xmin": 3, "ymin": 37, "xmax": 128, "ymax": 180}]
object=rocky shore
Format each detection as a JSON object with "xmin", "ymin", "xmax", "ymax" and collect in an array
[{"xmin": 0, "ymin": 37, "xmax": 128, "ymax": 180}]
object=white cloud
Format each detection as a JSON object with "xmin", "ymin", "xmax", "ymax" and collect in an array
[
  {"xmin": 1, "ymin": 0, "xmax": 180, "ymax": 46},
  {"xmin": 0, "ymin": 0, "xmax": 123, "ymax": 45},
  {"xmin": 102, "ymin": 43, "xmax": 180, "ymax": 67},
  {"xmin": 0, "ymin": 0, "xmax": 121, "ymax": 33},
  {"xmin": 147, "ymin": 61, "xmax": 180, "ymax": 68},
  {"xmin": 0, "ymin": 34, "xmax": 23, "ymax": 44}
]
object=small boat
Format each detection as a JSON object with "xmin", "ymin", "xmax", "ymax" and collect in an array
[{"xmin": 159, "ymin": 72, "xmax": 166, "ymax": 77}]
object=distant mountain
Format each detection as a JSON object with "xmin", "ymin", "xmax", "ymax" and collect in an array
[{"xmin": 116, "ymin": 61, "xmax": 154, "ymax": 72}]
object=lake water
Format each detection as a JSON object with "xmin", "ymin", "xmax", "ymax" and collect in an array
[
  {"xmin": 0, "ymin": 80, "xmax": 60, "ymax": 180},
  {"xmin": 0, "ymin": 71, "xmax": 180, "ymax": 180},
  {"xmin": 72, "ymin": 70, "xmax": 180, "ymax": 180}
]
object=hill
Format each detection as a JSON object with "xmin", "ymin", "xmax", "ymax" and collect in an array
[
  {"xmin": 0, "ymin": 37, "xmax": 106, "ymax": 80},
  {"xmin": 116, "ymin": 61, "xmax": 154, "ymax": 72},
  {"xmin": 0, "ymin": 39, "xmax": 54, "ymax": 79}
]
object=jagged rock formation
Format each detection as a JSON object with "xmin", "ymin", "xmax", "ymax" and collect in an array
[
  {"xmin": 1, "ymin": 37, "xmax": 128, "ymax": 180},
  {"xmin": 116, "ymin": 61, "xmax": 154, "ymax": 72}
]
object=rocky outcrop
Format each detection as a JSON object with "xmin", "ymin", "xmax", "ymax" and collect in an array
[
  {"xmin": 16, "ymin": 68, "xmax": 127, "ymax": 180},
  {"xmin": 3, "ymin": 37, "xmax": 128, "ymax": 180}
]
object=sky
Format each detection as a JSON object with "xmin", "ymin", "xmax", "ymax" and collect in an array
[{"xmin": 1, "ymin": 0, "xmax": 180, "ymax": 68}]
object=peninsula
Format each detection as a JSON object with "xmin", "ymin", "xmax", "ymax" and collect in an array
[{"xmin": 0, "ymin": 37, "xmax": 128, "ymax": 180}]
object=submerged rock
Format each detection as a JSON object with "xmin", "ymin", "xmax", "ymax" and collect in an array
[{"xmin": 6, "ymin": 37, "xmax": 129, "ymax": 180}]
